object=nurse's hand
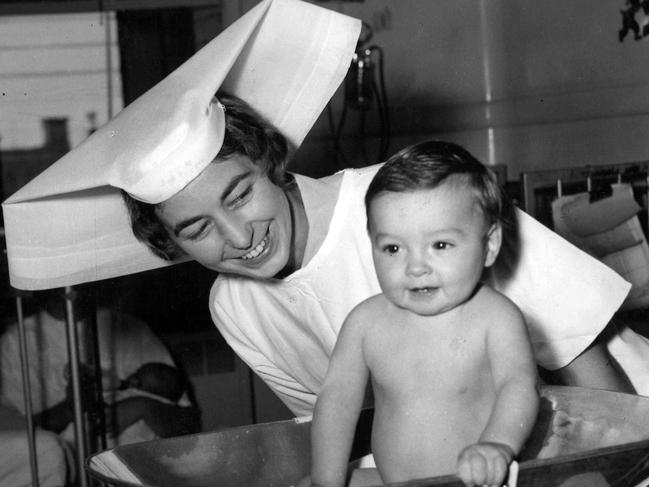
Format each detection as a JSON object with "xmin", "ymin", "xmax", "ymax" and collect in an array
[{"xmin": 456, "ymin": 441, "xmax": 514, "ymax": 487}]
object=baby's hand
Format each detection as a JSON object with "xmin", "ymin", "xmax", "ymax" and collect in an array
[{"xmin": 456, "ymin": 441, "xmax": 515, "ymax": 487}]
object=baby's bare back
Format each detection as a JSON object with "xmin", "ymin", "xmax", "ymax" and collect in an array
[{"xmin": 362, "ymin": 289, "xmax": 507, "ymax": 483}]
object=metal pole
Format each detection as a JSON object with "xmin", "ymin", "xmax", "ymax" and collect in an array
[
  {"xmin": 64, "ymin": 286, "xmax": 88, "ymax": 487},
  {"xmin": 87, "ymin": 291, "xmax": 107, "ymax": 451},
  {"xmin": 16, "ymin": 292, "xmax": 40, "ymax": 487},
  {"xmin": 102, "ymin": 6, "xmax": 114, "ymax": 119}
]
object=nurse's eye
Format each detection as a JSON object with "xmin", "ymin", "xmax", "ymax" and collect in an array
[
  {"xmin": 228, "ymin": 184, "xmax": 253, "ymax": 208},
  {"xmin": 184, "ymin": 221, "xmax": 212, "ymax": 241},
  {"xmin": 382, "ymin": 244, "xmax": 400, "ymax": 255}
]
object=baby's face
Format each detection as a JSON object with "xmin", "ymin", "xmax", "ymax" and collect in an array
[{"xmin": 368, "ymin": 183, "xmax": 500, "ymax": 317}]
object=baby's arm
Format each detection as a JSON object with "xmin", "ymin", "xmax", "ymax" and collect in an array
[
  {"xmin": 310, "ymin": 306, "xmax": 371, "ymax": 487},
  {"xmin": 457, "ymin": 299, "xmax": 539, "ymax": 487}
]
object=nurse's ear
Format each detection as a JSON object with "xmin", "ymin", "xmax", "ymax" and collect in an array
[{"xmin": 484, "ymin": 222, "xmax": 503, "ymax": 268}]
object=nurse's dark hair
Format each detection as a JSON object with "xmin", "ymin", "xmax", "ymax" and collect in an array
[
  {"xmin": 365, "ymin": 140, "xmax": 511, "ymax": 231},
  {"xmin": 121, "ymin": 92, "xmax": 291, "ymax": 260}
]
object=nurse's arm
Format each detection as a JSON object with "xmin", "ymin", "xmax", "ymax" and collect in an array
[{"xmin": 553, "ymin": 341, "xmax": 635, "ymax": 393}]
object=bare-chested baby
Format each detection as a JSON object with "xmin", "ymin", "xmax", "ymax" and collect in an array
[{"xmin": 309, "ymin": 141, "xmax": 539, "ymax": 487}]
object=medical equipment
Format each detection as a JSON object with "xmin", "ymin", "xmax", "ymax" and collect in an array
[
  {"xmin": 87, "ymin": 386, "xmax": 649, "ymax": 486},
  {"xmin": 329, "ymin": 21, "xmax": 390, "ymax": 168}
]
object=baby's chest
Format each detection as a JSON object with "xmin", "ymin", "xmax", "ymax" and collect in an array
[{"xmin": 365, "ymin": 329, "xmax": 491, "ymax": 397}]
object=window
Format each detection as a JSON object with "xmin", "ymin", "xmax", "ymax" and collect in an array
[{"xmin": 0, "ymin": 11, "xmax": 122, "ymax": 198}]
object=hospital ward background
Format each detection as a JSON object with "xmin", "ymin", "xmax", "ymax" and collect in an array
[{"xmin": 2, "ymin": 1, "xmax": 649, "ymax": 486}]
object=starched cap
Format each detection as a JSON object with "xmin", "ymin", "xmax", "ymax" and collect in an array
[
  {"xmin": 106, "ymin": 94, "xmax": 226, "ymax": 204},
  {"xmin": 2, "ymin": 0, "xmax": 361, "ymax": 289}
]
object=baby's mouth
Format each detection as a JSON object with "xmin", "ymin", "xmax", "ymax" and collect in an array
[
  {"xmin": 241, "ymin": 233, "xmax": 270, "ymax": 260},
  {"xmin": 410, "ymin": 286, "xmax": 435, "ymax": 294}
]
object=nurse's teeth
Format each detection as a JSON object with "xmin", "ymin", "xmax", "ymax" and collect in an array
[{"xmin": 241, "ymin": 235, "xmax": 269, "ymax": 260}]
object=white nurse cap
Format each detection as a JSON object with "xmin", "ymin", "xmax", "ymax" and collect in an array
[
  {"xmin": 2, "ymin": 0, "xmax": 361, "ymax": 289},
  {"xmin": 106, "ymin": 92, "xmax": 226, "ymax": 205}
]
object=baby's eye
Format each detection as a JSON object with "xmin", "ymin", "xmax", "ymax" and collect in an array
[
  {"xmin": 433, "ymin": 241, "xmax": 451, "ymax": 250},
  {"xmin": 382, "ymin": 244, "xmax": 400, "ymax": 255}
]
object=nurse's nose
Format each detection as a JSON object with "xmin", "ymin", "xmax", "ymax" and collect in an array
[{"xmin": 216, "ymin": 215, "xmax": 252, "ymax": 250}]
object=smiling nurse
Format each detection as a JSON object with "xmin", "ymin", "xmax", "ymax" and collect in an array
[
  {"xmin": 156, "ymin": 153, "xmax": 307, "ymax": 279},
  {"xmin": 124, "ymin": 93, "xmax": 315, "ymax": 281}
]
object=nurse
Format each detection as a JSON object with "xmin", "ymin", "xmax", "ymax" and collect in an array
[{"xmin": 122, "ymin": 89, "xmax": 636, "ymax": 417}]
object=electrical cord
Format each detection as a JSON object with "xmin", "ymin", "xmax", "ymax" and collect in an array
[{"xmin": 327, "ymin": 23, "xmax": 390, "ymax": 169}]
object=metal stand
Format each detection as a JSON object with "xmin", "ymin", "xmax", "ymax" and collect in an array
[
  {"xmin": 16, "ymin": 292, "xmax": 40, "ymax": 487},
  {"xmin": 86, "ymin": 290, "xmax": 107, "ymax": 453},
  {"xmin": 63, "ymin": 286, "xmax": 89, "ymax": 487}
]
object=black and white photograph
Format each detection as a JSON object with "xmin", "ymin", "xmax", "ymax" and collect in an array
[{"xmin": 1, "ymin": 1, "xmax": 649, "ymax": 486}]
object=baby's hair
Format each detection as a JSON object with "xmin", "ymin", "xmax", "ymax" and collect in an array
[
  {"xmin": 122, "ymin": 92, "xmax": 292, "ymax": 260},
  {"xmin": 365, "ymin": 140, "xmax": 509, "ymax": 231},
  {"xmin": 122, "ymin": 362, "xmax": 187, "ymax": 402}
]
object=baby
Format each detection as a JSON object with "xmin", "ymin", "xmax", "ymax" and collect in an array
[
  {"xmin": 310, "ymin": 141, "xmax": 539, "ymax": 487},
  {"xmin": 119, "ymin": 362, "xmax": 187, "ymax": 403}
]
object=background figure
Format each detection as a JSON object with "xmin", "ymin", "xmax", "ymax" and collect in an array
[
  {"xmin": 111, "ymin": 360, "xmax": 199, "ymax": 445},
  {"xmin": 0, "ymin": 284, "xmax": 200, "ymax": 458},
  {"xmin": 119, "ymin": 362, "xmax": 188, "ymax": 403},
  {"xmin": 0, "ymin": 403, "xmax": 70, "ymax": 487}
]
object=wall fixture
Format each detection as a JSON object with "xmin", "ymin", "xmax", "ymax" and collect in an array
[
  {"xmin": 328, "ymin": 21, "xmax": 390, "ymax": 168},
  {"xmin": 619, "ymin": 0, "xmax": 649, "ymax": 41}
]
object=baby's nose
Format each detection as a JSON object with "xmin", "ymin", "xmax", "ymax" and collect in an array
[{"xmin": 406, "ymin": 254, "xmax": 432, "ymax": 276}]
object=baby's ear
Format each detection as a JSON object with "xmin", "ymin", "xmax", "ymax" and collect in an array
[{"xmin": 484, "ymin": 223, "xmax": 502, "ymax": 268}]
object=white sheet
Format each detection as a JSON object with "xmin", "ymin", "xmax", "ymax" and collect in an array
[{"xmin": 0, "ymin": 429, "xmax": 71, "ymax": 487}]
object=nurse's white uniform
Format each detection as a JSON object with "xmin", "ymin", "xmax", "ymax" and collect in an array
[{"xmin": 211, "ymin": 164, "xmax": 634, "ymax": 417}]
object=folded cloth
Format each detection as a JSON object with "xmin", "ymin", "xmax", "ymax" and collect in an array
[
  {"xmin": 489, "ymin": 210, "xmax": 631, "ymax": 370},
  {"xmin": 582, "ymin": 216, "xmax": 645, "ymax": 257},
  {"xmin": 552, "ymin": 183, "xmax": 649, "ymax": 310},
  {"xmin": 606, "ymin": 325, "xmax": 649, "ymax": 396},
  {"xmin": 602, "ymin": 242, "xmax": 649, "ymax": 310},
  {"xmin": 552, "ymin": 184, "xmax": 641, "ymax": 238}
]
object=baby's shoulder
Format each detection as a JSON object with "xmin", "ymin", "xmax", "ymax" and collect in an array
[
  {"xmin": 474, "ymin": 284, "xmax": 524, "ymax": 321},
  {"xmin": 349, "ymin": 293, "xmax": 387, "ymax": 317},
  {"xmin": 343, "ymin": 293, "xmax": 388, "ymax": 329}
]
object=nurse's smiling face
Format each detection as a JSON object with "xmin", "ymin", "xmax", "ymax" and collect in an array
[{"xmin": 155, "ymin": 153, "xmax": 294, "ymax": 279}]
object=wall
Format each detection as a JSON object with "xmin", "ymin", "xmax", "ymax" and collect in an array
[
  {"xmin": 1, "ymin": 118, "xmax": 70, "ymax": 201},
  {"xmin": 0, "ymin": 12, "xmax": 122, "ymax": 151},
  {"xmin": 228, "ymin": 1, "xmax": 649, "ymax": 180}
]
